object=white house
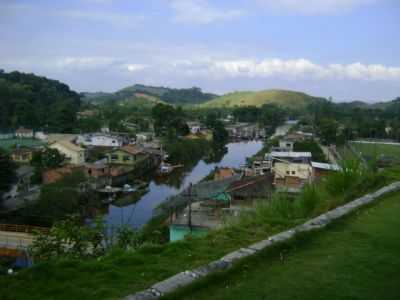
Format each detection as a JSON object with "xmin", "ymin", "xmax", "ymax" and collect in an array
[
  {"xmin": 76, "ymin": 134, "xmax": 123, "ymax": 147},
  {"xmin": 15, "ymin": 127, "xmax": 33, "ymax": 138},
  {"xmin": 187, "ymin": 122, "xmax": 202, "ymax": 134},
  {"xmin": 34, "ymin": 131, "xmax": 48, "ymax": 141},
  {"xmin": 49, "ymin": 140, "xmax": 86, "ymax": 165},
  {"xmin": 267, "ymin": 151, "xmax": 312, "ymax": 164}
]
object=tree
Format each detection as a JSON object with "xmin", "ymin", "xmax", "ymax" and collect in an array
[
  {"xmin": 31, "ymin": 148, "xmax": 65, "ymax": 183},
  {"xmin": 211, "ymin": 120, "xmax": 229, "ymax": 145},
  {"xmin": 317, "ymin": 118, "xmax": 339, "ymax": 145},
  {"xmin": 0, "ymin": 148, "xmax": 17, "ymax": 194}
]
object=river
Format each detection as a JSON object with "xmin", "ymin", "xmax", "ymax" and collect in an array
[{"xmin": 103, "ymin": 140, "xmax": 263, "ymax": 229}]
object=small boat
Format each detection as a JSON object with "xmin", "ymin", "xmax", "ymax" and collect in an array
[
  {"xmin": 122, "ymin": 184, "xmax": 137, "ymax": 193},
  {"xmin": 156, "ymin": 162, "xmax": 183, "ymax": 176}
]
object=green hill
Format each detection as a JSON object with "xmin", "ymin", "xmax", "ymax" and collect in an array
[
  {"xmin": 201, "ymin": 89, "xmax": 325, "ymax": 109},
  {"xmin": 82, "ymin": 84, "xmax": 217, "ymax": 106},
  {"xmin": 0, "ymin": 70, "xmax": 80, "ymax": 132}
]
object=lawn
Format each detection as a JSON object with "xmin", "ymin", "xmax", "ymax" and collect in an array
[
  {"xmin": 350, "ymin": 142, "xmax": 400, "ymax": 160},
  {"xmin": 164, "ymin": 192, "xmax": 400, "ymax": 300},
  {"xmin": 0, "ymin": 138, "xmax": 45, "ymax": 151}
]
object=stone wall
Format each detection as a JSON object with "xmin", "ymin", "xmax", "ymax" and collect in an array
[{"xmin": 123, "ymin": 181, "xmax": 400, "ymax": 300}]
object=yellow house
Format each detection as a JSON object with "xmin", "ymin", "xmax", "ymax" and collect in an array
[
  {"xmin": 273, "ymin": 162, "xmax": 312, "ymax": 189},
  {"xmin": 11, "ymin": 148, "xmax": 33, "ymax": 163},
  {"xmin": 49, "ymin": 140, "xmax": 85, "ymax": 165}
]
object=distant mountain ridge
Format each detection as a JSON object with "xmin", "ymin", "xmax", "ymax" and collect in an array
[{"xmin": 82, "ymin": 84, "xmax": 218, "ymax": 106}]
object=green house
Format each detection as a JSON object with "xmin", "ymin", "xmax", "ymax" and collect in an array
[{"xmin": 106, "ymin": 145, "xmax": 148, "ymax": 166}]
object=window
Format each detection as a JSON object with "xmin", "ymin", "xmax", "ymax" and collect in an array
[
  {"xmin": 286, "ymin": 171, "xmax": 290, "ymax": 175},
  {"xmin": 111, "ymin": 154, "xmax": 118, "ymax": 160},
  {"xmin": 291, "ymin": 171, "xmax": 296, "ymax": 175},
  {"xmin": 123, "ymin": 155, "xmax": 131, "ymax": 161},
  {"xmin": 286, "ymin": 143, "xmax": 291, "ymax": 147}
]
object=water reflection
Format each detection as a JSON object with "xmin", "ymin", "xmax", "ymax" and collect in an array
[{"xmin": 104, "ymin": 141, "xmax": 263, "ymax": 229}]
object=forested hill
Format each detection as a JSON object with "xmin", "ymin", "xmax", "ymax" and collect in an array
[
  {"xmin": 0, "ymin": 70, "xmax": 80, "ymax": 132},
  {"xmin": 82, "ymin": 84, "xmax": 218, "ymax": 105}
]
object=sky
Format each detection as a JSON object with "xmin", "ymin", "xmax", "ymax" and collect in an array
[{"xmin": 1, "ymin": 0, "xmax": 399, "ymax": 102}]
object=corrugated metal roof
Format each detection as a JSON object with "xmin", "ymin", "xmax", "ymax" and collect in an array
[
  {"xmin": 270, "ymin": 151, "xmax": 312, "ymax": 158},
  {"xmin": 311, "ymin": 161, "xmax": 341, "ymax": 171}
]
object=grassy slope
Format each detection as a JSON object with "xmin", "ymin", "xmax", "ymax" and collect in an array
[
  {"xmin": 165, "ymin": 192, "xmax": 400, "ymax": 300},
  {"xmin": 351, "ymin": 142, "xmax": 400, "ymax": 160},
  {"xmin": 2, "ymin": 167, "xmax": 399, "ymax": 300},
  {"xmin": 201, "ymin": 89, "xmax": 324, "ymax": 108}
]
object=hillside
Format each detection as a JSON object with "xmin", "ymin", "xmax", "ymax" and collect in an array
[
  {"xmin": 201, "ymin": 89, "xmax": 325, "ymax": 108},
  {"xmin": 82, "ymin": 84, "xmax": 218, "ymax": 106},
  {"xmin": 0, "ymin": 71, "xmax": 80, "ymax": 132}
]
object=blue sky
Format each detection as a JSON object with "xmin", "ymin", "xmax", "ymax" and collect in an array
[{"xmin": 1, "ymin": 0, "xmax": 399, "ymax": 102}]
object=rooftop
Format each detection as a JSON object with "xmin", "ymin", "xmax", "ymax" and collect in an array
[
  {"xmin": 269, "ymin": 151, "xmax": 312, "ymax": 158},
  {"xmin": 311, "ymin": 161, "xmax": 341, "ymax": 171}
]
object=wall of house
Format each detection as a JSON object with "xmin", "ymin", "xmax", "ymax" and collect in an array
[{"xmin": 49, "ymin": 143, "xmax": 85, "ymax": 165}]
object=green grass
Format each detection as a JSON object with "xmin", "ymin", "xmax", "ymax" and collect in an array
[
  {"xmin": 351, "ymin": 142, "xmax": 400, "ymax": 160},
  {"xmin": 201, "ymin": 89, "xmax": 323, "ymax": 108},
  {"xmin": 164, "ymin": 191, "xmax": 400, "ymax": 300},
  {"xmin": 1, "ymin": 165, "xmax": 399, "ymax": 300},
  {"xmin": 0, "ymin": 138, "xmax": 45, "ymax": 151}
]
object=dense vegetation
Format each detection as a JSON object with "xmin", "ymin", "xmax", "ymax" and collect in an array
[
  {"xmin": 83, "ymin": 84, "xmax": 217, "ymax": 106},
  {"xmin": 0, "ymin": 148, "xmax": 16, "ymax": 198},
  {"xmin": 0, "ymin": 70, "xmax": 80, "ymax": 132}
]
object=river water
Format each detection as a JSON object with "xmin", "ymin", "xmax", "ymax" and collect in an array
[{"xmin": 104, "ymin": 140, "xmax": 263, "ymax": 229}]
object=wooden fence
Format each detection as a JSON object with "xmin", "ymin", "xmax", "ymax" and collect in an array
[{"xmin": 0, "ymin": 224, "xmax": 49, "ymax": 235}]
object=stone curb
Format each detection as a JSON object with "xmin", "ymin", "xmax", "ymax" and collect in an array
[{"xmin": 122, "ymin": 182, "xmax": 400, "ymax": 300}]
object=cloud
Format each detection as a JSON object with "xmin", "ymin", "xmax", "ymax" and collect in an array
[
  {"xmin": 126, "ymin": 64, "xmax": 148, "ymax": 72},
  {"xmin": 57, "ymin": 10, "xmax": 145, "ymax": 28},
  {"xmin": 256, "ymin": 0, "xmax": 375, "ymax": 15},
  {"xmin": 170, "ymin": 0, "xmax": 245, "ymax": 24},
  {"xmin": 170, "ymin": 58, "xmax": 400, "ymax": 81},
  {"xmin": 55, "ymin": 57, "xmax": 119, "ymax": 69}
]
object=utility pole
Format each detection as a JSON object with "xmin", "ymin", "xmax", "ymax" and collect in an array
[{"xmin": 188, "ymin": 182, "xmax": 193, "ymax": 233}]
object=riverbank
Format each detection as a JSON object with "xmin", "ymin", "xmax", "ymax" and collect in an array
[{"xmin": 103, "ymin": 141, "xmax": 263, "ymax": 229}]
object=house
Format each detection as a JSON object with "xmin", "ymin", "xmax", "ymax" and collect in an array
[
  {"xmin": 278, "ymin": 139, "xmax": 295, "ymax": 152},
  {"xmin": 11, "ymin": 148, "xmax": 33, "ymax": 163},
  {"xmin": 136, "ymin": 132, "xmax": 153, "ymax": 143},
  {"xmin": 246, "ymin": 159, "xmax": 272, "ymax": 176},
  {"xmin": 273, "ymin": 162, "xmax": 312, "ymax": 190},
  {"xmin": 187, "ymin": 122, "xmax": 202, "ymax": 134},
  {"xmin": 311, "ymin": 161, "xmax": 341, "ymax": 181},
  {"xmin": 34, "ymin": 131, "xmax": 48, "ymax": 141},
  {"xmin": 76, "ymin": 133, "xmax": 123, "ymax": 147},
  {"xmin": 267, "ymin": 151, "xmax": 312, "ymax": 164},
  {"xmin": 84, "ymin": 161, "xmax": 111, "ymax": 188},
  {"xmin": 227, "ymin": 174, "xmax": 274, "ymax": 203},
  {"xmin": 49, "ymin": 140, "xmax": 86, "ymax": 165},
  {"xmin": 169, "ymin": 201, "xmax": 222, "ymax": 242},
  {"xmin": 214, "ymin": 167, "xmax": 236, "ymax": 180},
  {"xmin": 105, "ymin": 145, "xmax": 148, "ymax": 166},
  {"xmin": 15, "ymin": 127, "xmax": 33, "ymax": 138}
]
